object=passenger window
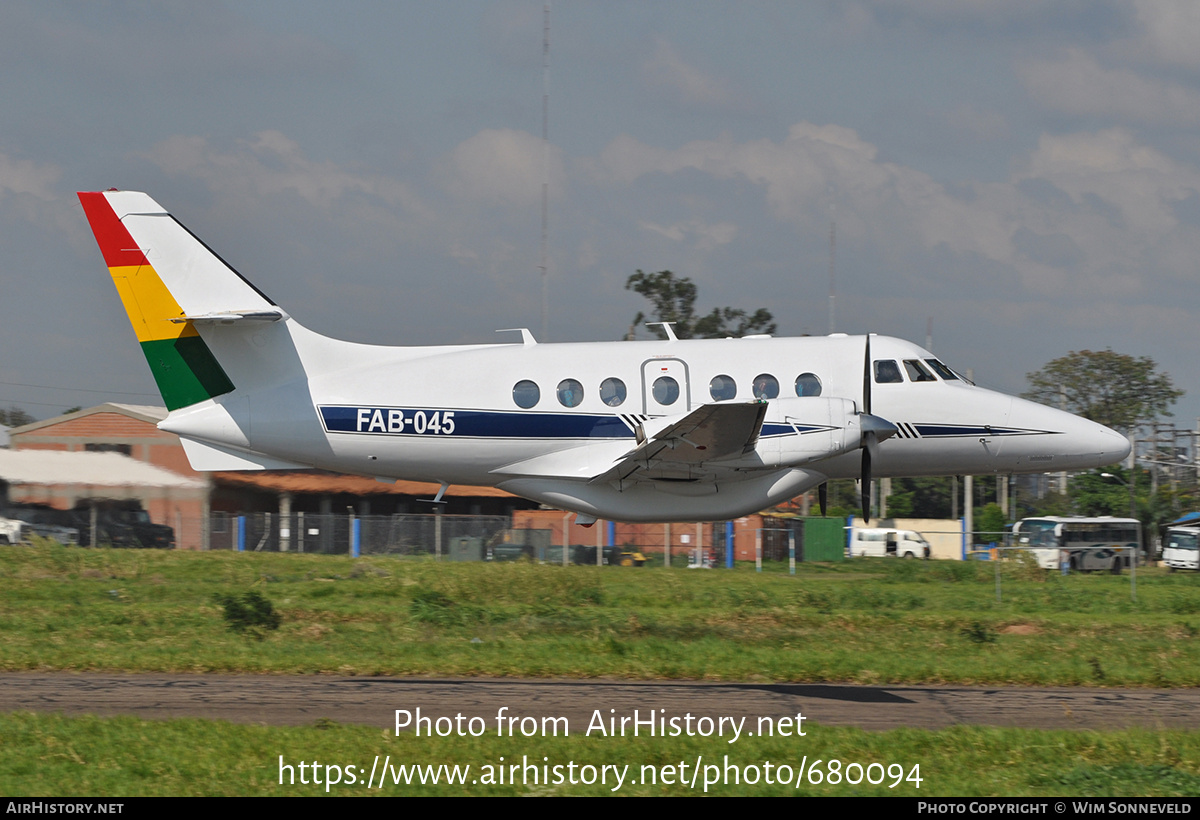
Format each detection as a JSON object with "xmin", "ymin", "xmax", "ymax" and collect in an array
[
  {"xmin": 599, "ymin": 378, "xmax": 626, "ymax": 407},
  {"xmin": 513, "ymin": 380, "xmax": 540, "ymax": 408},
  {"xmin": 903, "ymin": 360, "xmax": 936, "ymax": 382},
  {"xmin": 709, "ymin": 374, "xmax": 737, "ymax": 401},
  {"xmin": 557, "ymin": 379, "xmax": 583, "ymax": 407},
  {"xmin": 752, "ymin": 374, "xmax": 779, "ymax": 399},
  {"xmin": 795, "ymin": 373, "xmax": 822, "ymax": 397},
  {"xmin": 874, "ymin": 360, "xmax": 903, "ymax": 384},
  {"xmin": 653, "ymin": 376, "xmax": 680, "ymax": 405}
]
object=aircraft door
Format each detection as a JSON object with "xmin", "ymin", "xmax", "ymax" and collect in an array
[{"xmin": 641, "ymin": 358, "xmax": 691, "ymax": 415}]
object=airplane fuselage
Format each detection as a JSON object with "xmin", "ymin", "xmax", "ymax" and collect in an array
[
  {"xmin": 160, "ymin": 322, "xmax": 1129, "ymax": 521},
  {"xmin": 78, "ymin": 190, "xmax": 1130, "ymax": 523}
]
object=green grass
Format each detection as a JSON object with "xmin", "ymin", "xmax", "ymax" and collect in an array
[
  {"xmin": 3, "ymin": 545, "xmax": 1200, "ymax": 797},
  {"xmin": 3, "ymin": 712, "xmax": 1199, "ymax": 796},
  {"xmin": 0, "ymin": 544, "xmax": 1197, "ymax": 685}
]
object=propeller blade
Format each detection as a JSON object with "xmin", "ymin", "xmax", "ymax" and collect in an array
[
  {"xmin": 861, "ymin": 445, "xmax": 872, "ymax": 523},
  {"xmin": 863, "ymin": 334, "xmax": 872, "ymax": 416},
  {"xmin": 818, "ymin": 482, "xmax": 828, "ymax": 517}
]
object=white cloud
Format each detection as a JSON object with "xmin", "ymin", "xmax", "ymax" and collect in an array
[
  {"xmin": 0, "ymin": 151, "xmax": 59, "ymax": 200},
  {"xmin": 592, "ymin": 122, "xmax": 1200, "ymax": 302},
  {"xmin": 1130, "ymin": 0, "xmax": 1200, "ymax": 70},
  {"xmin": 144, "ymin": 130, "xmax": 426, "ymax": 215},
  {"xmin": 641, "ymin": 37, "xmax": 751, "ymax": 112},
  {"xmin": 638, "ymin": 219, "xmax": 738, "ymax": 251},
  {"xmin": 1018, "ymin": 48, "xmax": 1200, "ymax": 125},
  {"xmin": 1017, "ymin": 128, "xmax": 1200, "ymax": 236},
  {"xmin": 442, "ymin": 128, "xmax": 565, "ymax": 210}
]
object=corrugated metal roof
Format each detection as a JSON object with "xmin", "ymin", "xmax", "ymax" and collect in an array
[{"xmin": 0, "ymin": 449, "xmax": 203, "ymax": 488}]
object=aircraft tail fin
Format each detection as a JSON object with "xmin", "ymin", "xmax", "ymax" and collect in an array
[{"xmin": 78, "ymin": 190, "xmax": 284, "ymax": 411}]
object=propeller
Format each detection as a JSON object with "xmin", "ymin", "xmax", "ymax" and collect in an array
[
  {"xmin": 818, "ymin": 482, "xmax": 827, "ymax": 517},
  {"xmin": 861, "ymin": 335, "xmax": 873, "ymax": 522},
  {"xmin": 858, "ymin": 334, "xmax": 898, "ymax": 523}
]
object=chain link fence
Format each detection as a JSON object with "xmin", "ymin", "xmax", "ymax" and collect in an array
[{"xmin": 207, "ymin": 512, "xmax": 524, "ymax": 557}]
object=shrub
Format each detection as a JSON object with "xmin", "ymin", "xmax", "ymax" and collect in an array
[{"xmin": 215, "ymin": 591, "xmax": 281, "ymax": 636}]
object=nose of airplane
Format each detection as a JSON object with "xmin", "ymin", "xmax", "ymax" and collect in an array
[{"xmin": 1007, "ymin": 395, "xmax": 1131, "ymax": 471}]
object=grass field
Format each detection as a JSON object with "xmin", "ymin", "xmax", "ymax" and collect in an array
[
  {"xmin": 1, "ymin": 544, "xmax": 1197, "ymax": 685},
  {"xmin": 5, "ymin": 712, "xmax": 1200, "ymax": 796},
  {"xmin": 2, "ymin": 543, "xmax": 1199, "ymax": 796}
]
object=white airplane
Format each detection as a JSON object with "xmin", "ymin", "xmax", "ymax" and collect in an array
[{"xmin": 78, "ymin": 190, "xmax": 1130, "ymax": 523}]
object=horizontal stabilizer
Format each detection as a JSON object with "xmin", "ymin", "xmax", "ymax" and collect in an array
[
  {"xmin": 168, "ymin": 310, "xmax": 285, "ymax": 325},
  {"xmin": 179, "ymin": 437, "xmax": 308, "ymax": 471}
]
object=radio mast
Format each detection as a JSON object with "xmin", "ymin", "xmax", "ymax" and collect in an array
[
  {"xmin": 539, "ymin": 2, "xmax": 551, "ymax": 340},
  {"xmin": 828, "ymin": 203, "xmax": 836, "ymax": 335}
]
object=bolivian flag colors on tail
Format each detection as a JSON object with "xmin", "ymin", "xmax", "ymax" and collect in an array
[{"xmin": 78, "ymin": 191, "xmax": 239, "ymax": 410}]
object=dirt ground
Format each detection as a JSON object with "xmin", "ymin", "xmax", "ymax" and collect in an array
[{"xmin": 2, "ymin": 674, "xmax": 1197, "ymax": 732}]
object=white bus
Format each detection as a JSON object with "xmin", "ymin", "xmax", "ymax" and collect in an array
[
  {"xmin": 1012, "ymin": 516, "xmax": 1142, "ymax": 573},
  {"xmin": 1163, "ymin": 525, "xmax": 1200, "ymax": 571}
]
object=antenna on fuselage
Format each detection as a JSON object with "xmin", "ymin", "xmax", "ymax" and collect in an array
[{"xmin": 645, "ymin": 322, "xmax": 679, "ymax": 341}]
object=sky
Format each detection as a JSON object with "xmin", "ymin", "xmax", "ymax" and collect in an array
[{"xmin": 1, "ymin": 0, "xmax": 1198, "ymax": 433}]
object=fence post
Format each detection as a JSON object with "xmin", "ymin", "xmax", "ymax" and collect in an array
[
  {"xmin": 434, "ymin": 507, "xmax": 442, "ymax": 561},
  {"xmin": 352, "ymin": 516, "xmax": 361, "ymax": 558},
  {"xmin": 236, "ymin": 516, "xmax": 245, "ymax": 552},
  {"xmin": 789, "ymin": 529, "xmax": 796, "ymax": 575},
  {"xmin": 755, "ymin": 528, "xmax": 762, "ymax": 572},
  {"xmin": 995, "ymin": 548, "xmax": 1002, "ymax": 604},
  {"xmin": 664, "ymin": 522, "xmax": 671, "ymax": 568},
  {"xmin": 298, "ymin": 511, "xmax": 304, "ymax": 553},
  {"xmin": 597, "ymin": 520, "xmax": 603, "ymax": 567},
  {"xmin": 725, "ymin": 521, "xmax": 734, "ymax": 568},
  {"xmin": 562, "ymin": 512, "xmax": 570, "ymax": 567}
]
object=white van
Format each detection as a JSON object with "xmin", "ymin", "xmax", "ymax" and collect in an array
[
  {"xmin": 851, "ymin": 528, "xmax": 930, "ymax": 559},
  {"xmin": 1163, "ymin": 525, "xmax": 1200, "ymax": 571}
]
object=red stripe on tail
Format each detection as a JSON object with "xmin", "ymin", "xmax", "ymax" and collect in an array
[{"xmin": 77, "ymin": 191, "xmax": 149, "ymax": 268}]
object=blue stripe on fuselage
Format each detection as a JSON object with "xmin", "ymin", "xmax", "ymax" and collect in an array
[{"xmin": 319, "ymin": 405, "xmax": 634, "ymax": 439}]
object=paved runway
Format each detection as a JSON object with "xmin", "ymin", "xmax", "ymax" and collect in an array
[{"xmin": 2, "ymin": 674, "xmax": 1198, "ymax": 732}]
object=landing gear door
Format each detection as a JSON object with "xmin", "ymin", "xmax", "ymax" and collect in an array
[{"xmin": 641, "ymin": 358, "xmax": 691, "ymax": 415}]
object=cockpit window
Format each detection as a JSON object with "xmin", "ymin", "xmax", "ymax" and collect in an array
[
  {"xmin": 873, "ymin": 360, "xmax": 903, "ymax": 384},
  {"xmin": 903, "ymin": 360, "xmax": 936, "ymax": 382},
  {"xmin": 924, "ymin": 359, "xmax": 959, "ymax": 381}
]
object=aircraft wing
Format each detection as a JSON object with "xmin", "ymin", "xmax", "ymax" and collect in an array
[
  {"xmin": 590, "ymin": 401, "xmax": 767, "ymax": 484},
  {"xmin": 492, "ymin": 401, "xmax": 768, "ymax": 484}
]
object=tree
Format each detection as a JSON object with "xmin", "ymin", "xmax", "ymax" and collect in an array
[
  {"xmin": 0, "ymin": 406, "xmax": 34, "ymax": 428},
  {"xmin": 1022, "ymin": 349, "xmax": 1182, "ymax": 435},
  {"xmin": 625, "ymin": 270, "xmax": 776, "ymax": 340}
]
